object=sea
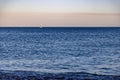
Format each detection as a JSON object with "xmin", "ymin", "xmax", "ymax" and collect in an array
[{"xmin": 0, "ymin": 27, "xmax": 120, "ymax": 76}]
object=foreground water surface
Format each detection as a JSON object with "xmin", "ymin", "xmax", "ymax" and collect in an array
[{"xmin": 0, "ymin": 27, "xmax": 120, "ymax": 75}]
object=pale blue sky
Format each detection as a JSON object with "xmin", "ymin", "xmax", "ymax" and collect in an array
[
  {"xmin": 3, "ymin": 0, "xmax": 120, "ymax": 13},
  {"xmin": 0, "ymin": 0, "xmax": 120, "ymax": 27}
]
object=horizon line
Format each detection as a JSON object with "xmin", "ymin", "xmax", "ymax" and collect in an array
[{"xmin": 0, "ymin": 26, "xmax": 120, "ymax": 27}]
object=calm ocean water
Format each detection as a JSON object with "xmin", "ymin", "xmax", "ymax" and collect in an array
[{"xmin": 0, "ymin": 27, "xmax": 120, "ymax": 75}]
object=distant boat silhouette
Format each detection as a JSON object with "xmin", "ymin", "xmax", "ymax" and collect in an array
[{"xmin": 40, "ymin": 24, "xmax": 43, "ymax": 28}]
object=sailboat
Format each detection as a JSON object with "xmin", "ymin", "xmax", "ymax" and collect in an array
[{"xmin": 40, "ymin": 24, "xmax": 43, "ymax": 28}]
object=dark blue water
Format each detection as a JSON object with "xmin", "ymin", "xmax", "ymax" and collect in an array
[{"xmin": 0, "ymin": 27, "xmax": 120, "ymax": 75}]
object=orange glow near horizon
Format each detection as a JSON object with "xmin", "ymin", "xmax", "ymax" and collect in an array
[
  {"xmin": 0, "ymin": 12, "xmax": 120, "ymax": 27},
  {"xmin": 0, "ymin": 0, "xmax": 120, "ymax": 27}
]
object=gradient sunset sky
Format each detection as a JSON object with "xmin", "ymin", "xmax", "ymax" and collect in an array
[{"xmin": 0, "ymin": 0, "xmax": 120, "ymax": 27}]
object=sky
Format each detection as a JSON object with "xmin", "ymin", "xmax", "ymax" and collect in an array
[{"xmin": 0, "ymin": 0, "xmax": 120, "ymax": 27}]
